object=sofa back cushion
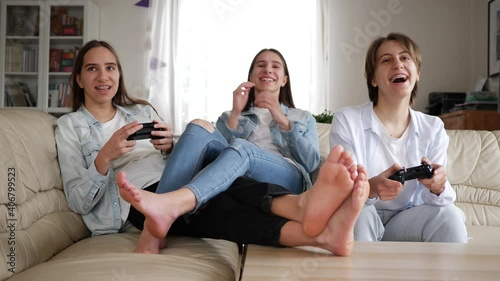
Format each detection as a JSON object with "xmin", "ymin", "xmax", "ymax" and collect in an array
[
  {"xmin": 0, "ymin": 109, "xmax": 89, "ymax": 280},
  {"xmin": 446, "ymin": 130, "xmax": 500, "ymax": 227}
]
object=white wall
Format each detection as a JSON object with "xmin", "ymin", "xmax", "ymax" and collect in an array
[
  {"xmin": 328, "ymin": 0, "xmax": 488, "ymax": 112},
  {"xmin": 93, "ymin": 0, "xmax": 150, "ymax": 100},
  {"xmin": 93, "ymin": 0, "xmax": 489, "ymax": 113}
]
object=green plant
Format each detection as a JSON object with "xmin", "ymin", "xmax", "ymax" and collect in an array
[{"xmin": 313, "ymin": 110, "xmax": 334, "ymax": 124}]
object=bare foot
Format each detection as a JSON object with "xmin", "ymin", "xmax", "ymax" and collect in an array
[
  {"xmin": 300, "ymin": 145, "xmax": 356, "ymax": 236},
  {"xmin": 316, "ymin": 165, "xmax": 369, "ymax": 256},
  {"xmin": 116, "ymin": 171, "xmax": 196, "ymax": 238},
  {"xmin": 134, "ymin": 223, "xmax": 168, "ymax": 254}
]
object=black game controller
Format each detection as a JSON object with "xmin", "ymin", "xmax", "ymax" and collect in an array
[
  {"xmin": 388, "ymin": 162, "xmax": 434, "ymax": 184},
  {"xmin": 127, "ymin": 122, "xmax": 165, "ymax": 141}
]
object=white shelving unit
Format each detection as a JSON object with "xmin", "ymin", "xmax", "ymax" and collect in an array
[{"xmin": 0, "ymin": 0, "xmax": 99, "ymax": 115}]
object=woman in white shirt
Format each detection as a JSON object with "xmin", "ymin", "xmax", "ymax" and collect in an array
[{"xmin": 329, "ymin": 32, "xmax": 468, "ymax": 242}]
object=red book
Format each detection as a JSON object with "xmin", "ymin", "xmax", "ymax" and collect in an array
[{"xmin": 49, "ymin": 48, "xmax": 63, "ymax": 72}]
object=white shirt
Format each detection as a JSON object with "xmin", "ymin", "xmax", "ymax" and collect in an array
[
  {"xmin": 101, "ymin": 110, "xmax": 164, "ymax": 225},
  {"xmin": 329, "ymin": 102, "xmax": 455, "ymax": 210},
  {"xmin": 247, "ymin": 107, "xmax": 283, "ymax": 157}
]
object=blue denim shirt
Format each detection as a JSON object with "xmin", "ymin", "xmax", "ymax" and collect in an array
[
  {"xmin": 216, "ymin": 104, "xmax": 320, "ymax": 190},
  {"xmin": 55, "ymin": 104, "xmax": 164, "ymax": 235}
]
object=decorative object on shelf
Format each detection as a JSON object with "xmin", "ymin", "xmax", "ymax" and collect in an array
[
  {"xmin": 4, "ymin": 78, "xmax": 27, "ymax": 107},
  {"xmin": 313, "ymin": 110, "xmax": 334, "ymax": 124},
  {"xmin": 17, "ymin": 81, "xmax": 37, "ymax": 107},
  {"xmin": 489, "ymin": 0, "xmax": 500, "ymax": 76},
  {"xmin": 8, "ymin": 6, "xmax": 28, "ymax": 36},
  {"xmin": 135, "ymin": 0, "xmax": 150, "ymax": 8}
]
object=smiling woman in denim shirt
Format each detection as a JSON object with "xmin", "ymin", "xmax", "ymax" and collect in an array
[
  {"xmin": 116, "ymin": 48, "xmax": 324, "ymax": 252},
  {"xmin": 55, "ymin": 40, "xmax": 174, "ymax": 236}
]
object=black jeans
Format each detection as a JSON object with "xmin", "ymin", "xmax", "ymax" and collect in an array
[{"xmin": 127, "ymin": 177, "xmax": 292, "ymax": 247}]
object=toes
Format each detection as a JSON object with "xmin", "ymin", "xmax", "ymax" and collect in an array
[{"xmin": 325, "ymin": 145, "xmax": 344, "ymax": 164}]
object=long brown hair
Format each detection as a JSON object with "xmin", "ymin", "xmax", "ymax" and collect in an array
[
  {"xmin": 365, "ymin": 32, "xmax": 422, "ymax": 106},
  {"xmin": 244, "ymin": 48, "xmax": 296, "ymax": 111},
  {"xmin": 69, "ymin": 40, "xmax": 151, "ymax": 112}
]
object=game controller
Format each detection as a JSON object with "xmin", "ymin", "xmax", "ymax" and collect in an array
[
  {"xmin": 388, "ymin": 162, "xmax": 434, "ymax": 184},
  {"xmin": 127, "ymin": 122, "xmax": 165, "ymax": 141}
]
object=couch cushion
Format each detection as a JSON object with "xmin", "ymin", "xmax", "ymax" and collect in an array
[
  {"xmin": 7, "ymin": 232, "xmax": 241, "ymax": 281},
  {"xmin": 0, "ymin": 109, "xmax": 89, "ymax": 280},
  {"xmin": 446, "ymin": 130, "xmax": 500, "ymax": 228}
]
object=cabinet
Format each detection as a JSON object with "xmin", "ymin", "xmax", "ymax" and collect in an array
[
  {"xmin": 0, "ymin": 0, "xmax": 99, "ymax": 114},
  {"xmin": 439, "ymin": 110, "xmax": 500, "ymax": 130}
]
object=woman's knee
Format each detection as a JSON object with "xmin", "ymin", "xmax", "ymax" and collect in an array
[{"xmin": 189, "ymin": 119, "xmax": 215, "ymax": 133}]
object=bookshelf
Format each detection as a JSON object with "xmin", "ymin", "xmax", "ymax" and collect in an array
[{"xmin": 0, "ymin": 0, "xmax": 99, "ymax": 115}]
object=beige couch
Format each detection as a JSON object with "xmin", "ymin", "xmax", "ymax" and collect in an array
[
  {"xmin": 0, "ymin": 109, "xmax": 241, "ymax": 281},
  {"xmin": 1, "ymin": 109, "xmax": 499, "ymax": 281}
]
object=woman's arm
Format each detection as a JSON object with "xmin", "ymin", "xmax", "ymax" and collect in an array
[
  {"xmin": 55, "ymin": 115, "xmax": 111, "ymax": 215},
  {"xmin": 272, "ymin": 111, "xmax": 320, "ymax": 173},
  {"xmin": 419, "ymin": 120, "xmax": 456, "ymax": 205}
]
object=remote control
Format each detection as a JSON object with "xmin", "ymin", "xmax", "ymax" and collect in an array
[
  {"xmin": 388, "ymin": 162, "xmax": 434, "ymax": 184},
  {"xmin": 127, "ymin": 122, "xmax": 165, "ymax": 141}
]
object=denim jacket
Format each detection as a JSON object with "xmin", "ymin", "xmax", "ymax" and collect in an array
[
  {"xmin": 55, "ymin": 104, "xmax": 163, "ymax": 235},
  {"xmin": 216, "ymin": 104, "xmax": 320, "ymax": 190}
]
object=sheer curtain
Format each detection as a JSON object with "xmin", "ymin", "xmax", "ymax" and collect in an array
[
  {"xmin": 147, "ymin": 0, "xmax": 329, "ymax": 135},
  {"xmin": 145, "ymin": 0, "xmax": 179, "ymax": 131}
]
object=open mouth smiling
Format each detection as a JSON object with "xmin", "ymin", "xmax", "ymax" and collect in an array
[
  {"xmin": 260, "ymin": 78, "xmax": 276, "ymax": 82},
  {"xmin": 390, "ymin": 74, "xmax": 408, "ymax": 84}
]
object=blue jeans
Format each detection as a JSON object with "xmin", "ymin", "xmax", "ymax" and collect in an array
[
  {"xmin": 157, "ymin": 123, "xmax": 303, "ymax": 210},
  {"xmin": 353, "ymin": 203, "xmax": 468, "ymax": 242}
]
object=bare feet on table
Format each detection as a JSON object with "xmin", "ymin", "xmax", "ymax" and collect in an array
[
  {"xmin": 300, "ymin": 145, "xmax": 357, "ymax": 236},
  {"xmin": 316, "ymin": 165, "xmax": 369, "ymax": 256}
]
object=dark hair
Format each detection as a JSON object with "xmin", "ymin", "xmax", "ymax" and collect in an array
[
  {"xmin": 69, "ymin": 40, "xmax": 151, "ymax": 112},
  {"xmin": 365, "ymin": 32, "xmax": 422, "ymax": 106},
  {"xmin": 244, "ymin": 48, "xmax": 295, "ymax": 111}
]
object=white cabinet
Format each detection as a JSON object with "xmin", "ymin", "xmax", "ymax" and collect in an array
[{"xmin": 0, "ymin": 0, "xmax": 99, "ymax": 114}]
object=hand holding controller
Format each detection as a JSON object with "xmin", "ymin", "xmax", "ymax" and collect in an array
[
  {"xmin": 127, "ymin": 122, "xmax": 165, "ymax": 141},
  {"xmin": 388, "ymin": 162, "xmax": 434, "ymax": 184}
]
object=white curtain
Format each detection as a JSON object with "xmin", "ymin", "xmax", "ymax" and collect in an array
[
  {"xmin": 145, "ymin": 0, "xmax": 179, "ymax": 133},
  {"xmin": 147, "ymin": 0, "xmax": 330, "ymax": 135},
  {"xmin": 316, "ymin": 0, "xmax": 331, "ymax": 113}
]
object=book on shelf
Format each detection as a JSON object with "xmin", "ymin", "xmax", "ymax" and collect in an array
[
  {"xmin": 48, "ymin": 83, "xmax": 71, "ymax": 107},
  {"xmin": 49, "ymin": 48, "xmax": 78, "ymax": 72},
  {"xmin": 4, "ymin": 79, "xmax": 27, "ymax": 107},
  {"xmin": 4, "ymin": 45, "xmax": 39, "ymax": 72},
  {"xmin": 60, "ymin": 50, "xmax": 75, "ymax": 72},
  {"xmin": 49, "ymin": 48, "xmax": 63, "ymax": 72},
  {"xmin": 50, "ymin": 7, "xmax": 83, "ymax": 36}
]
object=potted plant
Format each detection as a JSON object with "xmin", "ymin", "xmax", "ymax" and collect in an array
[{"xmin": 312, "ymin": 110, "xmax": 334, "ymax": 124}]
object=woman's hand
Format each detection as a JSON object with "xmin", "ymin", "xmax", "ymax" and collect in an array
[
  {"xmin": 150, "ymin": 119, "xmax": 174, "ymax": 154},
  {"xmin": 232, "ymin": 82, "xmax": 253, "ymax": 114},
  {"xmin": 94, "ymin": 121, "xmax": 143, "ymax": 175},
  {"xmin": 254, "ymin": 90, "xmax": 290, "ymax": 130},
  {"xmin": 418, "ymin": 157, "xmax": 447, "ymax": 195},
  {"xmin": 228, "ymin": 82, "xmax": 254, "ymax": 129},
  {"xmin": 369, "ymin": 164, "xmax": 404, "ymax": 200}
]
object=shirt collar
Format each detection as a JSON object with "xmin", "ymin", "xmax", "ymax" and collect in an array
[{"xmin": 362, "ymin": 101, "xmax": 419, "ymax": 137}]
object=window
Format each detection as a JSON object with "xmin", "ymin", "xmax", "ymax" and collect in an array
[{"xmin": 148, "ymin": 0, "xmax": 324, "ymax": 134}]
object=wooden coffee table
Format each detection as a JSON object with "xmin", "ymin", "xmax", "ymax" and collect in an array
[{"xmin": 240, "ymin": 242, "xmax": 500, "ymax": 280}]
